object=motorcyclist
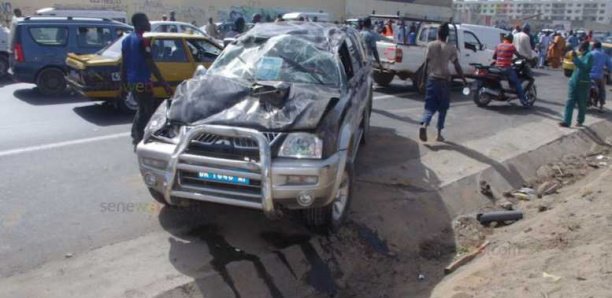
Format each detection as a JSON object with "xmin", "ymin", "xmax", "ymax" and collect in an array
[{"xmin": 492, "ymin": 33, "xmax": 529, "ymax": 106}]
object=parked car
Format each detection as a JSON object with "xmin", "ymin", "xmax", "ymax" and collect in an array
[
  {"xmin": 35, "ymin": 7, "xmax": 127, "ymax": 23},
  {"xmin": 9, "ymin": 17, "xmax": 131, "ymax": 95},
  {"xmin": 374, "ymin": 21, "xmax": 494, "ymax": 92},
  {"xmin": 562, "ymin": 42, "xmax": 611, "ymax": 84},
  {"xmin": 150, "ymin": 21, "xmax": 206, "ymax": 36},
  {"xmin": 136, "ymin": 22, "xmax": 373, "ymax": 230},
  {"xmin": 66, "ymin": 32, "xmax": 222, "ymax": 112}
]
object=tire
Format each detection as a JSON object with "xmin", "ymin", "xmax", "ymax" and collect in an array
[
  {"xmin": 117, "ymin": 92, "xmax": 138, "ymax": 114},
  {"xmin": 36, "ymin": 68, "xmax": 66, "ymax": 96},
  {"xmin": 412, "ymin": 66, "xmax": 426, "ymax": 94},
  {"xmin": 0, "ymin": 55, "xmax": 8, "ymax": 78},
  {"xmin": 473, "ymin": 85, "xmax": 492, "ymax": 107},
  {"xmin": 372, "ymin": 70, "xmax": 394, "ymax": 87},
  {"xmin": 525, "ymin": 84, "xmax": 537, "ymax": 107},
  {"xmin": 564, "ymin": 69, "xmax": 573, "ymax": 78},
  {"xmin": 303, "ymin": 163, "xmax": 354, "ymax": 232}
]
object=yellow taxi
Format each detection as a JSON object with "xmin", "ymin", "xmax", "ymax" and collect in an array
[
  {"xmin": 562, "ymin": 42, "xmax": 611, "ymax": 82},
  {"xmin": 66, "ymin": 32, "xmax": 222, "ymax": 112}
]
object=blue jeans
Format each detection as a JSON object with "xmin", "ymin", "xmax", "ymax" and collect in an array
[
  {"xmin": 421, "ymin": 79, "xmax": 450, "ymax": 130},
  {"xmin": 503, "ymin": 67, "xmax": 527, "ymax": 104}
]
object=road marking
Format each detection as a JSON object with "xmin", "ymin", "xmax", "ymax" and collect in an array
[
  {"xmin": 373, "ymin": 92, "xmax": 414, "ymax": 101},
  {"xmin": 0, "ymin": 132, "xmax": 131, "ymax": 157}
]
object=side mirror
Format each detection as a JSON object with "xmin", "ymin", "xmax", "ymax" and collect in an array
[
  {"xmin": 479, "ymin": 44, "xmax": 485, "ymax": 51},
  {"xmin": 193, "ymin": 65, "xmax": 207, "ymax": 78}
]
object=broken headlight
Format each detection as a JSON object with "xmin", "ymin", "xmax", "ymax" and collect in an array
[
  {"xmin": 279, "ymin": 133, "xmax": 323, "ymax": 159},
  {"xmin": 143, "ymin": 101, "xmax": 168, "ymax": 142}
]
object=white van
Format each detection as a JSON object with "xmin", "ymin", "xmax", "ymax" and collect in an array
[
  {"xmin": 282, "ymin": 12, "xmax": 330, "ymax": 22},
  {"xmin": 35, "ymin": 7, "xmax": 127, "ymax": 23}
]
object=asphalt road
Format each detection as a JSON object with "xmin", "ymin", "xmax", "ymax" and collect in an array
[{"xmin": 0, "ymin": 69, "xmax": 575, "ymax": 281}]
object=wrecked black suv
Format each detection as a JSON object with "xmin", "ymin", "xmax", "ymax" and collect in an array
[{"xmin": 136, "ymin": 22, "xmax": 373, "ymax": 230}]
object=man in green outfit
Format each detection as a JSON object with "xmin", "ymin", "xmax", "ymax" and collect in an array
[{"xmin": 559, "ymin": 41, "xmax": 593, "ymax": 128}]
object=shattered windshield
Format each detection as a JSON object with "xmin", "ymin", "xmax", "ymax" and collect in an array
[{"xmin": 207, "ymin": 34, "xmax": 341, "ymax": 87}]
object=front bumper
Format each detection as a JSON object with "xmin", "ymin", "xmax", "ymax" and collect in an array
[{"xmin": 136, "ymin": 125, "xmax": 341, "ymax": 218}]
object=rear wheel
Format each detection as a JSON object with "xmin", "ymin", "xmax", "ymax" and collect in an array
[
  {"xmin": 117, "ymin": 92, "xmax": 138, "ymax": 114},
  {"xmin": 412, "ymin": 65, "xmax": 426, "ymax": 94},
  {"xmin": 473, "ymin": 85, "xmax": 492, "ymax": 107},
  {"xmin": 303, "ymin": 163, "xmax": 353, "ymax": 232},
  {"xmin": 373, "ymin": 70, "xmax": 394, "ymax": 87},
  {"xmin": 36, "ymin": 68, "xmax": 66, "ymax": 96},
  {"xmin": 0, "ymin": 55, "xmax": 8, "ymax": 78}
]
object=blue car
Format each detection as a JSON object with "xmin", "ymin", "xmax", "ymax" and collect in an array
[{"xmin": 9, "ymin": 17, "xmax": 131, "ymax": 95}]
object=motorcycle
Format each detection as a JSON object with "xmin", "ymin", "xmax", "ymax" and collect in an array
[
  {"xmin": 467, "ymin": 59, "xmax": 537, "ymax": 108},
  {"xmin": 588, "ymin": 80, "xmax": 603, "ymax": 110}
]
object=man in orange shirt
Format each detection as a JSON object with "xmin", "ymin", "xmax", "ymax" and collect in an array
[{"xmin": 493, "ymin": 34, "xmax": 529, "ymax": 106}]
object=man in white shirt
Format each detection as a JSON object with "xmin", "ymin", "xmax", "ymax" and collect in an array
[{"xmin": 513, "ymin": 25, "xmax": 535, "ymax": 61}]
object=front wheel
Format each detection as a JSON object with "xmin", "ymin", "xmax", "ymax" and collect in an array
[
  {"xmin": 303, "ymin": 163, "xmax": 354, "ymax": 232},
  {"xmin": 473, "ymin": 85, "xmax": 492, "ymax": 107},
  {"xmin": 525, "ymin": 84, "xmax": 537, "ymax": 107}
]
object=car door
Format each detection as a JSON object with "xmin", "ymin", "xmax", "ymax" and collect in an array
[
  {"xmin": 338, "ymin": 39, "xmax": 366, "ymax": 160},
  {"xmin": 184, "ymin": 37, "xmax": 222, "ymax": 72},
  {"xmin": 150, "ymin": 37, "xmax": 192, "ymax": 98},
  {"xmin": 462, "ymin": 30, "xmax": 486, "ymax": 70}
]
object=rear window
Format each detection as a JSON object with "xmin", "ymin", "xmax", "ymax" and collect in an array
[
  {"xmin": 77, "ymin": 27, "xmax": 113, "ymax": 48},
  {"xmin": 28, "ymin": 27, "xmax": 68, "ymax": 46}
]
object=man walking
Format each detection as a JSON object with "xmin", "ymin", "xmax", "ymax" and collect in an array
[
  {"xmin": 419, "ymin": 23, "xmax": 467, "ymax": 142},
  {"xmin": 122, "ymin": 13, "xmax": 173, "ymax": 148},
  {"xmin": 537, "ymin": 31, "xmax": 551, "ymax": 68},
  {"xmin": 559, "ymin": 41, "xmax": 593, "ymax": 128},
  {"xmin": 589, "ymin": 41, "xmax": 612, "ymax": 112},
  {"xmin": 360, "ymin": 17, "xmax": 383, "ymax": 69}
]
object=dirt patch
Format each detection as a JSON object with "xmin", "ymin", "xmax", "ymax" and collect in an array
[{"xmin": 431, "ymin": 160, "xmax": 612, "ymax": 297}]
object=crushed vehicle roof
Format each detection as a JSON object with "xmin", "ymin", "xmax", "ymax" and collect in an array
[{"xmin": 236, "ymin": 21, "xmax": 350, "ymax": 51}]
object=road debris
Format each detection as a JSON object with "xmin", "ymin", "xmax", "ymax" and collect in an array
[
  {"xmin": 499, "ymin": 200, "xmax": 514, "ymax": 210},
  {"xmin": 64, "ymin": 253, "xmax": 73, "ymax": 258},
  {"xmin": 542, "ymin": 272, "xmax": 562, "ymax": 282},
  {"xmin": 444, "ymin": 241, "xmax": 490, "ymax": 275},
  {"xmin": 477, "ymin": 210, "xmax": 524, "ymax": 226}
]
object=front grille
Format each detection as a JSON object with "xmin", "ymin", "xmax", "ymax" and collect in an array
[{"xmin": 174, "ymin": 131, "xmax": 281, "ymax": 205}]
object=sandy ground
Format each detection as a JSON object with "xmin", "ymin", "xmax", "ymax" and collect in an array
[{"xmin": 431, "ymin": 151, "xmax": 612, "ymax": 298}]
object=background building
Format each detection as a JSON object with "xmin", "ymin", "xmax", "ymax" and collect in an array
[
  {"xmin": 453, "ymin": 0, "xmax": 612, "ymax": 30},
  {"xmin": 3, "ymin": 0, "xmax": 452, "ymax": 26}
]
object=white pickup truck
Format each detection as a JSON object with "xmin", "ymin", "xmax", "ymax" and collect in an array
[{"xmin": 373, "ymin": 23, "xmax": 495, "ymax": 92}]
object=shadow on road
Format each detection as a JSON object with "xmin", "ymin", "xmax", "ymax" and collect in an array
[
  {"xmin": 73, "ymin": 104, "xmax": 133, "ymax": 126},
  {"xmin": 482, "ymin": 102, "xmax": 563, "ymax": 121},
  {"xmin": 0, "ymin": 77, "xmax": 16, "ymax": 88},
  {"xmin": 13, "ymin": 88, "xmax": 91, "ymax": 105},
  {"xmin": 155, "ymin": 126, "xmax": 456, "ymax": 298}
]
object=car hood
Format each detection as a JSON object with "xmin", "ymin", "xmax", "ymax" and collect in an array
[
  {"xmin": 66, "ymin": 53, "xmax": 119, "ymax": 70},
  {"xmin": 167, "ymin": 75, "xmax": 341, "ymax": 131}
]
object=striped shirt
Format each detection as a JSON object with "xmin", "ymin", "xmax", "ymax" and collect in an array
[{"xmin": 495, "ymin": 43, "xmax": 517, "ymax": 68}]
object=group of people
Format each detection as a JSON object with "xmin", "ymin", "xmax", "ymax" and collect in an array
[
  {"xmin": 537, "ymin": 29, "xmax": 601, "ymax": 69},
  {"xmin": 559, "ymin": 40, "xmax": 612, "ymax": 127}
]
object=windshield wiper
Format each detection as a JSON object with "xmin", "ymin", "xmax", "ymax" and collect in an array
[{"xmin": 276, "ymin": 53, "xmax": 325, "ymax": 85}]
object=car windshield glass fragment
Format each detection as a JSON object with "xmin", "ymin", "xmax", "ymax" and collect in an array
[{"xmin": 207, "ymin": 34, "xmax": 340, "ymax": 86}]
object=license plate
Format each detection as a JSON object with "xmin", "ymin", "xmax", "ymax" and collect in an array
[{"xmin": 198, "ymin": 172, "xmax": 250, "ymax": 185}]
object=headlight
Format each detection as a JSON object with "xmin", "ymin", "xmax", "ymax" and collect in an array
[
  {"xmin": 143, "ymin": 101, "xmax": 168, "ymax": 141},
  {"xmin": 279, "ymin": 133, "xmax": 323, "ymax": 159}
]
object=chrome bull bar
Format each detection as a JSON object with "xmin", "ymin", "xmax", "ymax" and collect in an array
[{"xmin": 162, "ymin": 124, "xmax": 278, "ymax": 218}]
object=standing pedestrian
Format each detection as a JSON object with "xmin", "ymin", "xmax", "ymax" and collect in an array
[
  {"xmin": 559, "ymin": 41, "xmax": 593, "ymax": 128},
  {"xmin": 567, "ymin": 30, "xmax": 579, "ymax": 49},
  {"xmin": 359, "ymin": 17, "xmax": 383, "ymax": 69},
  {"xmin": 419, "ymin": 23, "xmax": 467, "ymax": 142},
  {"xmin": 204, "ymin": 17, "xmax": 219, "ymax": 39},
  {"xmin": 161, "ymin": 15, "xmax": 168, "ymax": 21},
  {"xmin": 589, "ymin": 41, "xmax": 612, "ymax": 112},
  {"xmin": 169, "ymin": 11, "xmax": 176, "ymax": 22},
  {"xmin": 547, "ymin": 32, "xmax": 565, "ymax": 68},
  {"xmin": 121, "ymin": 13, "xmax": 173, "ymax": 148},
  {"xmin": 538, "ymin": 31, "xmax": 551, "ymax": 68},
  {"xmin": 225, "ymin": 17, "xmax": 245, "ymax": 38}
]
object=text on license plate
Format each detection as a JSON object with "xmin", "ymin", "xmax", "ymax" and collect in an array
[{"xmin": 198, "ymin": 172, "xmax": 250, "ymax": 185}]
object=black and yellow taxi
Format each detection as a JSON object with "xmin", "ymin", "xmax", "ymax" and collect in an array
[{"xmin": 66, "ymin": 32, "xmax": 222, "ymax": 112}]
